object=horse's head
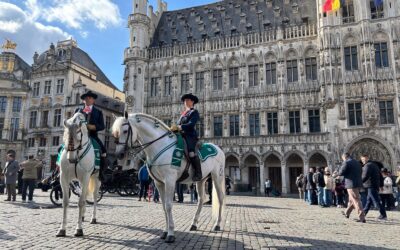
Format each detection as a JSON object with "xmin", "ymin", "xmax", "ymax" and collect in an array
[
  {"xmin": 63, "ymin": 113, "xmax": 88, "ymax": 164},
  {"xmin": 111, "ymin": 112, "xmax": 137, "ymax": 161}
]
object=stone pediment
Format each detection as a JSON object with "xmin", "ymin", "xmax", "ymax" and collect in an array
[{"xmin": 33, "ymin": 61, "xmax": 68, "ymax": 73}]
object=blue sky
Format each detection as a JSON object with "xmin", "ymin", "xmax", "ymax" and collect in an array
[{"xmin": 0, "ymin": 0, "xmax": 217, "ymax": 90}]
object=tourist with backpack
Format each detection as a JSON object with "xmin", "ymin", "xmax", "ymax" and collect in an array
[{"xmin": 295, "ymin": 174, "xmax": 304, "ymax": 200}]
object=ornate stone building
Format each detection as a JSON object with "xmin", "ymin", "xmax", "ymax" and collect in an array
[
  {"xmin": 124, "ymin": 0, "xmax": 400, "ymax": 194},
  {"xmin": 0, "ymin": 40, "xmax": 31, "ymax": 166},
  {"xmin": 25, "ymin": 39, "xmax": 125, "ymax": 177}
]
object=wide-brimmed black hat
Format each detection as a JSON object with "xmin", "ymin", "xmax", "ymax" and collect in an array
[
  {"xmin": 80, "ymin": 90, "xmax": 98, "ymax": 100},
  {"xmin": 181, "ymin": 93, "xmax": 199, "ymax": 104}
]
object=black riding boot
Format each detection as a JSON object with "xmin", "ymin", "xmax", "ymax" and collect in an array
[
  {"xmin": 99, "ymin": 157, "xmax": 106, "ymax": 182},
  {"xmin": 190, "ymin": 156, "xmax": 202, "ymax": 182}
]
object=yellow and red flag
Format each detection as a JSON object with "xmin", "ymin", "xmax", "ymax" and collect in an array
[{"xmin": 323, "ymin": 0, "xmax": 341, "ymax": 12}]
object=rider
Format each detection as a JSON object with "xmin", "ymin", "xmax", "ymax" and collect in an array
[
  {"xmin": 75, "ymin": 90, "xmax": 106, "ymax": 181},
  {"xmin": 170, "ymin": 93, "xmax": 202, "ymax": 182}
]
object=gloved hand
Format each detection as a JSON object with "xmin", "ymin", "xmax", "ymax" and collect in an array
[
  {"xmin": 170, "ymin": 124, "xmax": 180, "ymax": 132},
  {"xmin": 87, "ymin": 124, "xmax": 96, "ymax": 131}
]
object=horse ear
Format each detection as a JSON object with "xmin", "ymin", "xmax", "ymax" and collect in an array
[
  {"xmin": 124, "ymin": 111, "xmax": 128, "ymax": 119},
  {"xmin": 63, "ymin": 119, "xmax": 68, "ymax": 128}
]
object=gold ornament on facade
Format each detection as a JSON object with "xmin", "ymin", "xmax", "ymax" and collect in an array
[{"xmin": 2, "ymin": 39, "xmax": 17, "ymax": 51}]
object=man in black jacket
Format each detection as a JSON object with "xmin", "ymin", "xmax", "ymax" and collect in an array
[
  {"xmin": 75, "ymin": 91, "xmax": 106, "ymax": 181},
  {"xmin": 336, "ymin": 153, "xmax": 365, "ymax": 222},
  {"xmin": 306, "ymin": 167, "xmax": 316, "ymax": 205},
  {"xmin": 361, "ymin": 154, "xmax": 387, "ymax": 220}
]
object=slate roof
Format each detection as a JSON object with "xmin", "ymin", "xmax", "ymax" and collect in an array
[{"xmin": 150, "ymin": 0, "xmax": 317, "ymax": 47}]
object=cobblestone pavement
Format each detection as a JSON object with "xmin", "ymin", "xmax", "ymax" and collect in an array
[{"xmin": 0, "ymin": 191, "xmax": 399, "ymax": 250}]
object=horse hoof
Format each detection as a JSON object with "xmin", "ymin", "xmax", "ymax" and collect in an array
[
  {"xmin": 213, "ymin": 225, "xmax": 221, "ymax": 231},
  {"xmin": 165, "ymin": 235, "xmax": 175, "ymax": 243},
  {"xmin": 90, "ymin": 219, "xmax": 97, "ymax": 224},
  {"xmin": 74, "ymin": 229, "xmax": 84, "ymax": 237},
  {"xmin": 189, "ymin": 225, "xmax": 197, "ymax": 231},
  {"xmin": 160, "ymin": 232, "xmax": 167, "ymax": 239},
  {"xmin": 56, "ymin": 229, "xmax": 66, "ymax": 237}
]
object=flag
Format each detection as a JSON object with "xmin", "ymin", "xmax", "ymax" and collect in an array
[
  {"xmin": 374, "ymin": 0, "xmax": 383, "ymax": 6},
  {"xmin": 323, "ymin": 0, "xmax": 341, "ymax": 12}
]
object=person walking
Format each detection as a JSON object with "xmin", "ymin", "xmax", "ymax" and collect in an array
[
  {"xmin": 306, "ymin": 167, "xmax": 317, "ymax": 205},
  {"xmin": 2, "ymin": 153, "xmax": 19, "ymax": 202},
  {"xmin": 20, "ymin": 157, "xmax": 43, "ymax": 202},
  {"xmin": 361, "ymin": 154, "xmax": 387, "ymax": 220},
  {"xmin": 295, "ymin": 174, "xmax": 304, "ymax": 200},
  {"xmin": 265, "ymin": 179, "xmax": 272, "ymax": 197},
  {"xmin": 314, "ymin": 167, "xmax": 326, "ymax": 207},
  {"xmin": 189, "ymin": 183, "xmax": 198, "ymax": 203},
  {"xmin": 335, "ymin": 153, "xmax": 365, "ymax": 223},
  {"xmin": 324, "ymin": 167, "xmax": 335, "ymax": 207},
  {"xmin": 379, "ymin": 168, "xmax": 393, "ymax": 211},
  {"xmin": 138, "ymin": 164, "xmax": 150, "ymax": 201}
]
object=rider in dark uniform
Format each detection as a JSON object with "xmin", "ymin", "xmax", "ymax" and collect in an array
[
  {"xmin": 171, "ymin": 93, "xmax": 202, "ymax": 182},
  {"xmin": 75, "ymin": 91, "xmax": 106, "ymax": 181}
]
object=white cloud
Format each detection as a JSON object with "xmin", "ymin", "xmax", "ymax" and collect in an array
[
  {"xmin": 0, "ymin": 2, "xmax": 69, "ymax": 64},
  {"xmin": 42, "ymin": 0, "xmax": 122, "ymax": 30}
]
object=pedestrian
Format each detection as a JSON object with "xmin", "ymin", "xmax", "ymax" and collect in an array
[
  {"xmin": 265, "ymin": 179, "xmax": 272, "ymax": 197},
  {"xmin": 361, "ymin": 154, "xmax": 387, "ymax": 220},
  {"xmin": 314, "ymin": 167, "xmax": 326, "ymax": 207},
  {"xmin": 17, "ymin": 167, "xmax": 23, "ymax": 194},
  {"xmin": 20, "ymin": 157, "xmax": 43, "ymax": 203},
  {"xmin": 138, "ymin": 164, "xmax": 150, "ymax": 201},
  {"xmin": 359, "ymin": 161, "xmax": 367, "ymax": 208},
  {"xmin": 379, "ymin": 168, "xmax": 393, "ymax": 211},
  {"xmin": 2, "ymin": 153, "xmax": 19, "ymax": 202},
  {"xmin": 176, "ymin": 183, "xmax": 184, "ymax": 203},
  {"xmin": 225, "ymin": 176, "xmax": 232, "ymax": 195},
  {"xmin": 335, "ymin": 153, "xmax": 365, "ymax": 223},
  {"xmin": 152, "ymin": 181, "xmax": 159, "ymax": 203},
  {"xmin": 295, "ymin": 174, "xmax": 304, "ymax": 200},
  {"xmin": 323, "ymin": 167, "xmax": 334, "ymax": 207},
  {"xmin": 334, "ymin": 177, "xmax": 346, "ymax": 207},
  {"xmin": 306, "ymin": 167, "xmax": 317, "ymax": 205},
  {"xmin": 396, "ymin": 169, "xmax": 400, "ymax": 207},
  {"xmin": 302, "ymin": 173, "xmax": 308, "ymax": 202},
  {"xmin": 190, "ymin": 183, "xmax": 198, "ymax": 203}
]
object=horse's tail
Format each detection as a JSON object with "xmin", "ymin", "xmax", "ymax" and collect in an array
[
  {"xmin": 211, "ymin": 152, "xmax": 226, "ymax": 225},
  {"xmin": 88, "ymin": 175, "xmax": 95, "ymax": 194}
]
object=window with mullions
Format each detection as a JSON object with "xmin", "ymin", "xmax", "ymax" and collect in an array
[
  {"xmin": 265, "ymin": 62, "xmax": 276, "ymax": 85},
  {"xmin": 33, "ymin": 82, "xmax": 40, "ymax": 97},
  {"xmin": 344, "ymin": 46, "xmax": 358, "ymax": 71},
  {"xmin": 196, "ymin": 118, "xmax": 204, "ymax": 138},
  {"xmin": 267, "ymin": 112, "xmax": 278, "ymax": 135},
  {"xmin": 0, "ymin": 96, "xmax": 7, "ymax": 113},
  {"xmin": 379, "ymin": 100, "xmax": 394, "ymax": 125},
  {"xmin": 181, "ymin": 73, "xmax": 190, "ymax": 94},
  {"xmin": 12, "ymin": 97, "xmax": 22, "ymax": 112},
  {"xmin": 213, "ymin": 116, "xmax": 223, "ymax": 137},
  {"xmin": 374, "ymin": 42, "xmax": 389, "ymax": 68},
  {"xmin": 195, "ymin": 72, "xmax": 204, "ymax": 92},
  {"xmin": 213, "ymin": 69, "xmax": 223, "ymax": 90},
  {"xmin": 348, "ymin": 102, "xmax": 363, "ymax": 126},
  {"xmin": 44, "ymin": 80, "xmax": 51, "ymax": 95},
  {"xmin": 249, "ymin": 113, "xmax": 260, "ymax": 136},
  {"xmin": 308, "ymin": 109, "xmax": 321, "ymax": 133},
  {"xmin": 305, "ymin": 57, "xmax": 317, "ymax": 80},
  {"xmin": 164, "ymin": 76, "xmax": 172, "ymax": 96},
  {"xmin": 248, "ymin": 65, "xmax": 259, "ymax": 87},
  {"xmin": 370, "ymin": 0, "xmax": 384, "ymax": 19},
  {"xmin": 150, "ymin": 77, "xmax": 159, "ymax": 97},
  {"xmin": 342, "ymin": 0, "xmax": 355, "ymax": 23},
  {"xmin": 229, "ymin": 114, "xmax": 240, "ymax": 136},
  {"xmin": 287, "ymin": 60, "xmax": 298, "ymax": 83},
  {"xmin": 229, "ymin": 67, "xmax": 239, "ymax": 89},
  {"xmin": 289, "ymin": 111, "xmax": 301, "ymax": 134}
]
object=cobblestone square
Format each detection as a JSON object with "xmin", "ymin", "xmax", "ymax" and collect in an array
[{"xmin": 0, "ymin": 192, "xmax": 399, "ymax": 249}]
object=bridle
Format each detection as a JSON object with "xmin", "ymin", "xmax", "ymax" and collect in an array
[
  {"xmin": 66, "ymin": 121, "xmax": 89, "ymax": 152},
  {"xmin": 114, "ymin": 121, "xmax": 171, "ymax": 157}
]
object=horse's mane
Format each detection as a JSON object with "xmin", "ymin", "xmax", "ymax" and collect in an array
[{"xmin": 111, "ymin": 113, "xmax": 172, "ymax": 134}]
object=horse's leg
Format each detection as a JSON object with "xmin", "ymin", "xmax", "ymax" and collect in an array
[
  {"xmin": 190, "ymin": 179, "xmax": 206, "ymax": 231},
  {"xmin": 164, "ymin": 181, "xmax": 176, "ymax": 243},
  {"xmin": 90, "ymin": 175, "xmax": 100, "ymax": 224},
  {"xmin": 155, "ymin": 181, "xmax": 167, "ymax": 239},
  {"xmin": 56, "ymin": 174, "xmax": 70, "ymax": 237},
  {"xmin": 75, "ymin": 176, "xmax": 89, "ymax": 237},
  {"xmin": 211, "ymin": 163, "xmax": 225, "ymax": 231}
]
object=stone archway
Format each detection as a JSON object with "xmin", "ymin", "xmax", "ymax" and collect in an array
[
  {"xmin": 243, "ymin": 154, "xmax": 260, "ymax": 192},
  {"xmin": 225, "ymin": 155, "xmax": 240, "ymax": 190},
  {"xmin": 348, "ymin": 138, "xmax": 393, "ymax": 170},
  {"xmin": 286, "ymin": 154, "xmax": 304, "ymax": 194},
  {"xmin": 264, "ymin": 154, "xmax": 282, "ymax": 193}
]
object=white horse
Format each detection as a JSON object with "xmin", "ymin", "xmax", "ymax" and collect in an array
[
  {"xmin": 112, "ymin": 113, "xmax": 225, "ymax": 243},
  {"xmin": 56, "ymin": 112, "xmax": 101, "ymax": 237}
]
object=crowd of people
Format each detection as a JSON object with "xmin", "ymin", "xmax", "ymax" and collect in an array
[
  {"xmin": 296, "ymin": 153, "xmax": 400, "ymax": 222},
  {"xmin": 0, "ymin": 151, "xmax": 43, "ymax": 203}
]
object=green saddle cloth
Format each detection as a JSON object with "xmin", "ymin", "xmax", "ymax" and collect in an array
[
  {"xmin": 171, "ymin": 134, "xmax": 218, "ymax": 167},
  {"xmin": 56, "ymin": 138, "xmax": 101, "ymax": 169}
]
